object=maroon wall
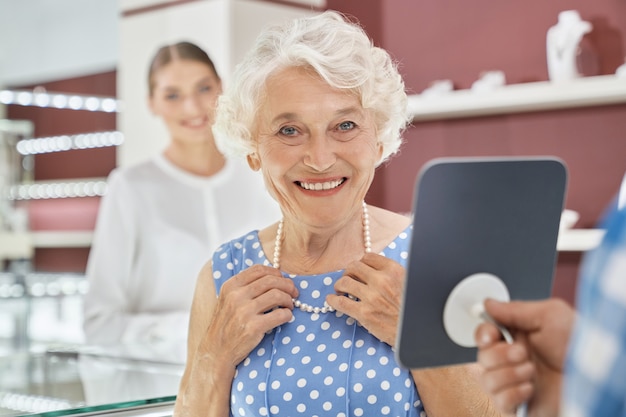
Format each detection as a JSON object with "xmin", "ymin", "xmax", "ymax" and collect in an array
[{"xmin": 328, "ymin": 1, "xmax": 626, "ymax": 304}]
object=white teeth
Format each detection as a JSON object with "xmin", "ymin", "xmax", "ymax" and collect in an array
[{"xmin": 299, "ymin": 179, "xmax": 344, "ymax": 190}]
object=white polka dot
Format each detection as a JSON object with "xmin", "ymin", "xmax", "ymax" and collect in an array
[
  {"xmin": 271, "ymin": 381, "xmax": 280, "ymax": 389},
  {"xmin": 327, "ymin": 353, "xmax": 337, "ymax": 362},
  {"xmin": 379, "ymin": 356, "xmax": 389, "ymax": 365},
  {"xmin": 245, "ymin": 259, "xmax": 253, "ymax": 266},
  {"xmin": 381, "ymin": 380, "xmax": 390, "ymax": 390},
  {"xmin": 219, "ymin": 252, "xmax": 228, "ymax": 259},
  {"xmin": 336, "ymin": 387, "xmax": 345, "ymax": 397},
  {"xmin": 404, "ymin": 377, "xmax": 412, "ymax": 387},
  {"xmin": 354, "ymin": 408, "xmax": 364, "ymax": 416},
  {"xmin": 296, "ymin": 325, "xmax": 305, "ymax": 333},
  {"xmin": 381, "ymin": 406, "xmax": 391, "ymax": 415},
  {"xmin": 312, "ymin": 290, "xmax": 321, "ymax": 299},
  {"xmin": 291, "ymin": 346, "xmax": 301, "ymax": 354},
  {"xmin": 276, "ymin": 358, "xmax": 286, "ymax": 366},
  {"xmin": 270, "ymin": 405, "xmax": 279, "ymax": 414},
  {"xmin": 237, "ymin": 407, "xmax": 245, "ymax": 416},
  {"xmin": 300, "ymin": 281, "xmax": 309, "ymax": 289},
  {"xmin": 394, "ymin": 392, "xmax": 403, "ymax": 402},
  {"xmin": 283, "ymin": 392, "xmax": 292, "ymax": 401},
  {"xmin": 281, "ymin": 336, "xmax": 291, "ymax": 344},
  {"xmin": 213, "ymin": 271, "xmax": 222, "ymax": 279},
  {"xmin": 258, "ymin": 382, "xmax": 266, "ymax": 391},
  {"xmin": 245, "ymin": 395, "xmax": 254, "ymax": 405},
  {"xmin": 302, "ymin": 356, "xmax": 311, "ymax": 364},
  {"xmin": 249, "ymin": 370, "xmax": 258, "ymax": 379},
  {"xmin": 259, "ymin": 406, "xmax": 268, "ymax": 416},
  {"xmin": 227, "ymin": 262, "xmax": 234, "ymax": 270},
  {"xmin": 323, "ymin": 402, "xmax": 332, "ymax": 411},
  {"xmin": 252, "ymin": 241, "xmax": 260, "ymax": 248},
  {"xmin": 312, "ymin": 366, "xmax": 322, "ymax": 374},
  {"xmin": 306, "ymin": 333, "xmax": 315, "ymax": 342},
  {"xmin": 339, "ymin": 363, "xmax": 348, "ymax": 372},
  {"xmin": 243, "ymin": 357, "xmax": 251, "ymax": 366},
  {"xmin": 353, "ymin": 383, "xmax": 363, "ymax": 393},
  {"xmin": 355, "ymin": 339, "xmax": 365, "ymax": 348},
  {"xmin": 297, "ymin": 403, "xmax": 306, "ymax": 413},
  {"xmin": 258, "ymin": 251, "xmax": 264, "ymax": 258},
  {"xmin": 399, "ymin": 232, "xmax": 408, "ymax": 239},
  {"xmin": 346, "ymin": 317, "xmax": 356, "ymax": 325},
  {"xmin": 323, "ymin": 376, "xmax": 333, "ymax": 385},
  {"xmin": 354, "ymin": 360, "xmax": 363, "ymax": 369},
  {"xmin": 286, "ymin": 367, "xmax": 295, "ymax": 376},
  {"xmin": 310, "ymin": 313, "xmax": 320, "ymax": 321},
  {"xmin": 342, "ymin": 340, "xmax": 352, "ymax": 348},
  {"xmin": 321, "ymin": 321, "xmax": 330, "ymax": 330},
  {"xmin": 310, "ymin": 390, "xmax": 319, "ymax": 399},
  {"xmin": 257, "ymin": 348, "xmax": 266, "ymax": 356},
  {"xmin": 367, "ymin": 347, "xmax": 376, "ymax": 355},
  {"xmin": 332, "ymin": 331, "xmax": 341, "ymax": 339},
  {"xmin": 389, "ymin": 242, "xmax": 397, "ymax": 249},
  {"xmin": 368, "ymin": 394, "xmax": 377, "ymax": 404},
  {"xmin": 264, "ymin": 360, "xmax": 271, "ymax": 368},
  {"xmin": 297, "ymin": 378, "xmax": 307, "ymax": 388},
  {"xmin": 366, "ymin": 369, "xmax": 376, "ymax": 378},
  {"xmin": 323, "ymin": 276, "xmax": 333, "ymax": 285},
  {"xmin": 393, "ymin": 367, "xmax": 401, "ymax": 376},
  {"xmin": 401, "ymin": 251, "xmax": 408, "ymax": 259},
  {"xmin": 316, "ymin": 344, "xmax": 326, "ymax": 352},
  {"xmin": 236, "ymin": 381, "xmax": 244, "ymax": 391},
  {"xmin": 246, "ymin": 234, "xmax": 255, "ymax": 240}
]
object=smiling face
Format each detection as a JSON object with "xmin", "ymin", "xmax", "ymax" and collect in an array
[
  {"xmin": 250, "ymin": 66, "xmax": 382, "ymax": 227},
  {"xmin": 149, "ymin": 59, "xmax": 222, "ymax": 145}
]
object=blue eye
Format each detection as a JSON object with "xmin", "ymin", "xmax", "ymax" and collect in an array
[
  {"xmin": 338, "ymin": 121, "xmax": 356, "ymax": 131},
  {"xmin": 279, "ymin": 126, "xmax": 298, "ymax": 136}
]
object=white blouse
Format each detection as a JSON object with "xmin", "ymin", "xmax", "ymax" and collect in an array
[{"xmin": 83, "ymin": 154, "xmax": 280, "ymax": 348}]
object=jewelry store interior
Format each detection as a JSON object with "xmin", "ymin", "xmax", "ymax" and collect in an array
[{"xmin": 1, "ymin": 1, "xmax": 626, "ymax": 416}]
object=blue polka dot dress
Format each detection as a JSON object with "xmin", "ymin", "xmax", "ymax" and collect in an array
[{"xmin": 212, "ymin": 225, "xmax": 425, "ymax": 417}]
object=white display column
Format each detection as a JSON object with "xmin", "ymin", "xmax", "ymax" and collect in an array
[{"xmin": 117, "ymin": 0, "xmax": 320, "ymax": 167}]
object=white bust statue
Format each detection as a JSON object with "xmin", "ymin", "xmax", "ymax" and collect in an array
[{"xmin": 546, "ymin": 10, "xmax": 592, "ymax": 82}]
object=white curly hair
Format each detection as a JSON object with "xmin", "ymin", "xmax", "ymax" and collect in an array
[{"xmin": 213, "ymin": 10, "xmax": 409, "ymax": 166}]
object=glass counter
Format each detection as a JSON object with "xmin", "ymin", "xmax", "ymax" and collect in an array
[
  {"xmin": 0, "ymin": 344, "xmax": 183, "ymax": 417},
  {"xmin": 0, "ymin": 271, "xmax": 184, "ymax": 417}
]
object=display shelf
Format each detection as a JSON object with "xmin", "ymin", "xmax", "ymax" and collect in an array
[
  {"xmin": 7, "ymin": 229, "xmax": 604, "ymax": 251},
  {"xmin": 407, "ymin": 75, "xmax": 626, "ymax": 121},
  {"xmin": 31, "ymin": 231, "xmax": 93, "ymax": 248},
  {"xmin": 556, "ymin": 228, "xmax": 605, "ymax": 252}
]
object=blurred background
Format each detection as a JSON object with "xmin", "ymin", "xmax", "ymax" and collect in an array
[{"xmin": 0, "ymin": 0, "xmax": 625, "ymax": 415}]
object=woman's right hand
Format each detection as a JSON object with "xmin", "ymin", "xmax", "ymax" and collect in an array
[{"xmin": 198, "ymin": 264, "xmax": 298, "ymax": 367}]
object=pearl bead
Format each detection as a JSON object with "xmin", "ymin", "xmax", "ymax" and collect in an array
[{"xmin": 273, "ymin": 201, "xmax": 371, "ymax": 314}]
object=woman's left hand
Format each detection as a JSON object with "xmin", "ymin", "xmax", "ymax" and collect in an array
[{"xmin": 327, "ymin": 253, "xmax": 404, "ymax": 346}]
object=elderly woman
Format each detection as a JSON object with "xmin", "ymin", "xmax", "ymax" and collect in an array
[{"xmin": 175, "ymin": 11, "xmax": 501, "ymax": 417}]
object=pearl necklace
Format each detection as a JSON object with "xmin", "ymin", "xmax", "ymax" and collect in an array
[{"xmin": 273, "ymin": 201, "xmax": 371, "ymax": 314}]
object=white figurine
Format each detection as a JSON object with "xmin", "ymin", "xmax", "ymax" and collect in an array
[
  {"xmin": 421, "ymin": 79, "xmax": 454, "ymax": 97},
  {"xmin": 471, "ymin": 70, "xmax": 506, "ymax": 93},
  {"xmin": 546, "ymin": 10, "xmax": 593, "ymax": 82}
]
